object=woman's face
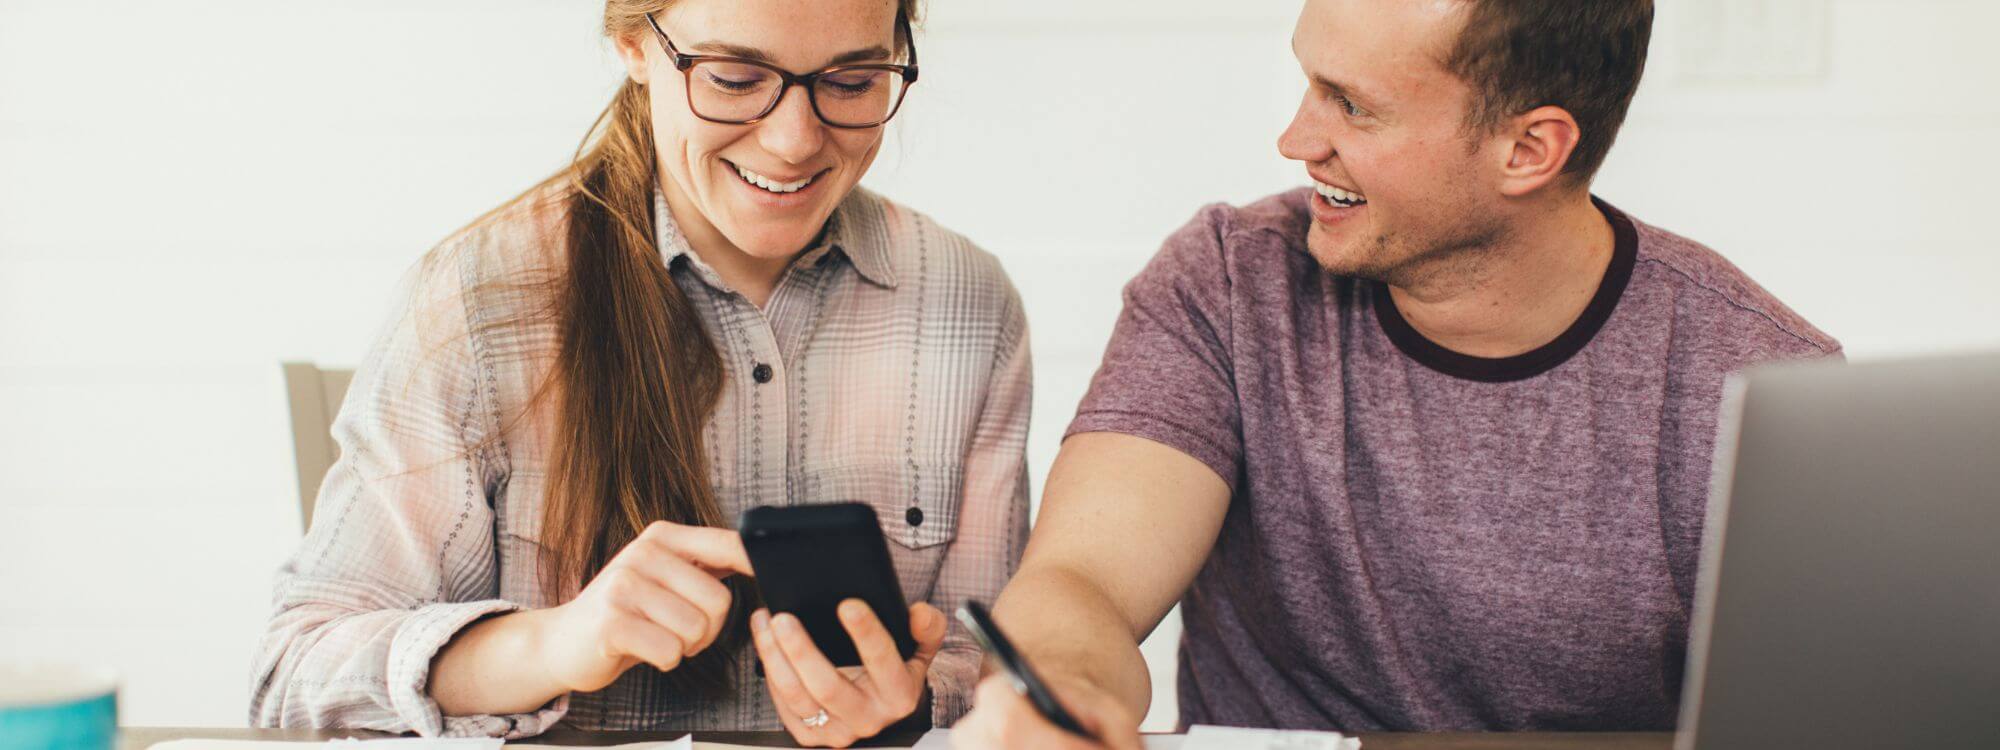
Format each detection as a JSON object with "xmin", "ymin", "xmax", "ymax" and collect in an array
[{"xmin": 619, "ymin": 0, "xmax": 903, "ymax": 260}]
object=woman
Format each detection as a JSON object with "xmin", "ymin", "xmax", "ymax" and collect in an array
[{"xmin": 248, "ymin": 0, "xmax": 1030, "ymax": 745}]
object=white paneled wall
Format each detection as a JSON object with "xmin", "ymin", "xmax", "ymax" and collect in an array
[{"xmin": 2, "ymin": 0, "xmax": 1996, "ymax": 730}]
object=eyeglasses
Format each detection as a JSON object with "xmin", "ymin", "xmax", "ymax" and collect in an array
[{"xmin": 645, "ymin": 13, "xmax": 919, "ymax": 130}]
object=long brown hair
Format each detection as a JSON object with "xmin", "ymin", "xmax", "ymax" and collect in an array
[{"xmin": 531, "ymin": 0, "xmax": 922, "ymax": 697}]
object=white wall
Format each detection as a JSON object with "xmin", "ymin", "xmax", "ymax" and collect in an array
[{"xmin": 2, "ymin": 0, "xmax": 1995, "ymax": 731}]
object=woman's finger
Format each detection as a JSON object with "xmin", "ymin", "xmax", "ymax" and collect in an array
[
  {"xmin": 602, "ymin": 612, "xmax": 686, "ymax": 673},
  {"xmin": 600, "ymin": 535, "xmax": 736, "ymax": 654},
  {"xmin": 836, "ymin": 599, "xmax": 916, "ymax": 704},
  {"xmin": 906, "ymin": 602, "xmax": 948, "ymax": 668},
  {"xmin": 770, "ymin": 705, "xmax": 813, "ymax": 747},
  {"xmin": 642, "ymin": 552, "xmax": 735, "ymax": 652},
  {"xmin": 752, "ymin": 610, "xmax": 828, "ymax": 727},
  {"xmin": 767, "ymin": 686, "xmax": 850, "ymax": 750},
  {"xmin": 757, "ymin": 619, "xmax": 867, "ymax": 748},
  {"xmin": 818, "ymin": 716, "xmax": 862, "ymax": 749},
  {"xmin": 771, "ymin": 612, "xmax": 881, "ymax": 729},
  {"xmin": 612, "ymin": 537, "xmax": 733, "ymax": 617},
  {"xmin": 613, "ymin": 572, "xmax": 710, "ymax": 656},
  {"xmin": 640, "ymin": 521, "xmax": 754, "ymax": 577}
]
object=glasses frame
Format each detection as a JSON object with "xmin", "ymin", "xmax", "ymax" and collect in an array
[{"xmin": 645, "ymin": 12, "xmax": 919, "ymax": 130}]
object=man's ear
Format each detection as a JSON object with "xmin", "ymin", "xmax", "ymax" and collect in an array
[
  {"xmin": 1497, "ymin": 105, "xmax": 1582, "ymax": 197},
  {"xmin": 614, "ymin": 28, "xmax": 652, "ymax": 84}
]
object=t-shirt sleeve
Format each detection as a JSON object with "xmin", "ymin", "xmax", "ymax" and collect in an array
[{"xmin": 1066, "ymin": 204, "xmax": 1243, "ymax": 489}]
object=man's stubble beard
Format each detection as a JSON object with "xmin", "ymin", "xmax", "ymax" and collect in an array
[{"xmin": 1308, "ymin": 204, "xmax": 1508, "ymax": 296}]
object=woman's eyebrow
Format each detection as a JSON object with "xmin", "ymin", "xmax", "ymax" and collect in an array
[{"xmin": 685, "ymin": 41, "xmax": 895, "ymax": 67}]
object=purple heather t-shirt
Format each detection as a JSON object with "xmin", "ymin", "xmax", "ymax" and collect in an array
[{"xmin": 1067, "ymin": 189, "xmax": 1840, "ymax": 732}]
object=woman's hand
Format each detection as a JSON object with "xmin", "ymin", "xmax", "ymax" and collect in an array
[
  {"xmin": 531, "ymin": 521, "xmax": 754, "ymax": 693},
  {"xmin": 751, "ymin": 599, "xmax": 948, "ymax": 748}
]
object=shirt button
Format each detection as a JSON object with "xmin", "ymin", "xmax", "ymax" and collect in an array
[
  {"xmin": 906, "ymin": 506, "xmax": 924, "ymax": 527},
  {"xmin": 752, "ymin": 363, "xmax": 773, "ymax": 384}
]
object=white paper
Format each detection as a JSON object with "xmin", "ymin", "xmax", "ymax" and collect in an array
[
  {"xmin": 149, "ymin": 741, "xmax": 503, "ymax": 750},
  {"xmin": 913, "ymin": 725, "xmax": 1357, "ymax": 750},
  {"xmin": 517, "ymin": 740, "xmax": 692, "ymax": 750},
  {"xmin": 1183, "ymin": 724, "xmax": 1360, "ymax": 750},
  {"xmin": 151, "ymin": 737, "xmax": 693, "ymax": 750},
  {"xmin": 913, "ymin": 729, "xmax": 1185, "ymax": 749}
]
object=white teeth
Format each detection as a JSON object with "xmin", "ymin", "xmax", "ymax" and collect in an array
[
  {"xmin": 735, "ymin": 164, "xmax": 814, "ymax": 194},
  {"xmin": 1314, "ymin": 179, "xmax": 1366, "ymax": 206}
]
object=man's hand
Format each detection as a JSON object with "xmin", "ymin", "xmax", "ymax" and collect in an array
[{"xmin": 950, "ymin": 670, "xmax": 1144, "ymax": 750}]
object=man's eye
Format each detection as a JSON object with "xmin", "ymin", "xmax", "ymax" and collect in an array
[{"xmin": 1333, "ymin": 94, "xmax": 1364, "ymax": 117}]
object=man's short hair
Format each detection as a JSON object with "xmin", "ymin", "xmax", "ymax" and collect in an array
[{"xmin": 1442, "ymin": 0, "xmax": 1654, "ymax": 183}]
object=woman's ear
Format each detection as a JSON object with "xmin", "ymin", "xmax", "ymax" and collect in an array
[{"xmin": 614, "ymin": 29, "xmax": 652, "ymax": 84}]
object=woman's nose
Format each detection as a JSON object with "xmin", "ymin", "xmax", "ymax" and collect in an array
[{"xmin": 755, "ymin": 85, "xmax": 828, "ymax": 164}]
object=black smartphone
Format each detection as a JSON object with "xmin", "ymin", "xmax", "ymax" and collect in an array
[
  {"xmin": 738, "ymin": 503, "xmax": 916, "ymax": 667},
  {"xmin": 956, "ymin": 600, "xmax": 1092, "ymax": 738}
]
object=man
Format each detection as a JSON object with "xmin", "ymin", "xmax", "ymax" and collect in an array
[{"xmin": 951, "ymin": 1, "xmax": 1839, "ymax": 747}]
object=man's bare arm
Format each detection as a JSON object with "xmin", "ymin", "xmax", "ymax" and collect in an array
[{"xmin": 990, "ymin": 431, "xmax": 1231, "ymax": 717}]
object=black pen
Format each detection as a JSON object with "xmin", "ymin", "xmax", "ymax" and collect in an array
[{"xmin": 956, "ymin": 601, "xmax": 1093, "ymax": 738}]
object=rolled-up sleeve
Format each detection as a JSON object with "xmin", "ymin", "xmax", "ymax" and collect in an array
[
  {"xmin": 924, "ymin": 288, "xmax": 1033, "ymax": 726},
  {"xmin": 1065, "ymin": 204, "xmax": 1242, "ymax": 489},
  {"xmin": 248, "ymin": 252, "xmax": 567, "ymax": 738}
]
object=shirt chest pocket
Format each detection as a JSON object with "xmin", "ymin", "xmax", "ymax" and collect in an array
[
  {"xmin": 495, "ymin": 470, "xmax": 552, "ymax": 606},
  {"xmin": 497, "ymin": 470, "xmax": 545, "ymax": 543},
  {"xmin": 797, "ymin": 461, "xmax": 962, "ymax": 550}
]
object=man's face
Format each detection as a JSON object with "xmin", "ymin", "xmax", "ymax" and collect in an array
[{"xmin": 1278, "ymin": 0, "xmax": 1511, "ymax": 286}]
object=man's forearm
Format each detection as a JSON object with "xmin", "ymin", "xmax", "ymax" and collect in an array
[
  {"xmin": 983, "ymin": 432, "xmax": 1230, "ymax": 721},
  {"xmin": 990, "ymin": 563, "xmax": 1155, "ymax": 715}
]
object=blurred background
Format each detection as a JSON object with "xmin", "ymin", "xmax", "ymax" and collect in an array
[{"xmin": 2, "ymin": 0, "xmax": 1995, "ymax": 732}]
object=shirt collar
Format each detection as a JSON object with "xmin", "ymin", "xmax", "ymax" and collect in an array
[
  {"xmin": 651, "ymin": 189, "xmax": 726, "ymax": 290},
  {"xmin": 651, "ymin": 187, "xmax": 899, "ymax": 291}
]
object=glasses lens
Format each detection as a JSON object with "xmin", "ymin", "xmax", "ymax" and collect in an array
[
  {"xmin": 813, "ymin": 68, "xmax": 908, "ymax": 127},
  {"xmin": 688, "ymin": 61, "xmax": 783, "ymax": 122}
]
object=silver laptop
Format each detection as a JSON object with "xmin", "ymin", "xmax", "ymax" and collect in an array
[{"xmin": 1677, "ymin": 352, "xmax": 2000, "ymax": 749}]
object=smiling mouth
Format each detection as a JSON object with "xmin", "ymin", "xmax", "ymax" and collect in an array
[
  {"xmin": 728, "ymin": 160, "xmax": 824, "ymax": 194},
  {"xmin": 1314, "ymin": 179, "xmax": 1367, "ymax": 207}
]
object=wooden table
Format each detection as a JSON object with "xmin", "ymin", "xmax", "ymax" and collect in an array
[{"xmin": 123, "ymin": 727, "xmax": 1675, "ymax": 749}]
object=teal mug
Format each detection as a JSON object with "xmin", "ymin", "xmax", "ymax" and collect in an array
[{"xmin": 0, "ymin": 663, "xmax": 118, "ymax": 750}]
